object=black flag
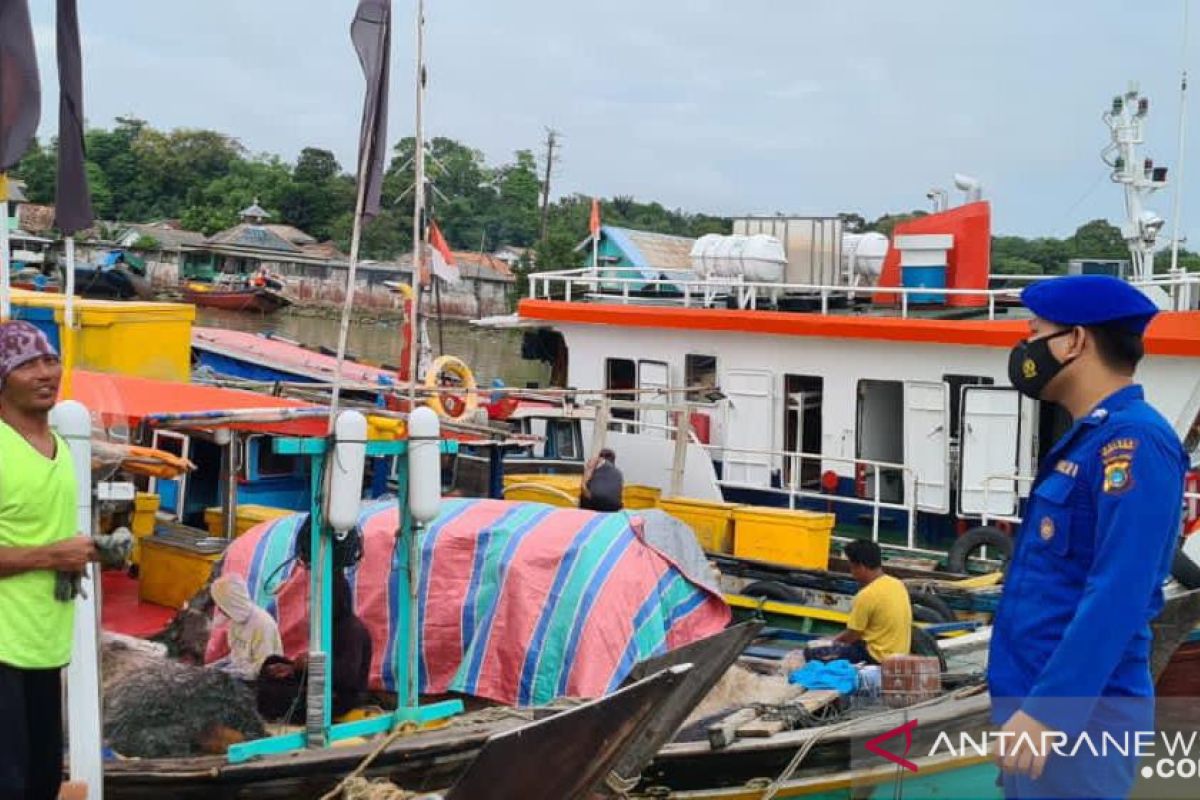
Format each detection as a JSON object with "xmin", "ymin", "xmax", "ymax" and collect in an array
[
  {"xmin": 0, "ymin": 0, "xmax": 41, "ymax": 172},
  {"xmin": 55, "ymin": 0, "xmax": 93, "ymax": 234},
  {"xmin": 350, "ymin": 0, "xmax": 391, "ymax": 222}
]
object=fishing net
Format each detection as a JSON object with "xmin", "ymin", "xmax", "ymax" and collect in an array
[{"xmin": 104, "ymin": 656, "xmax": 266, "ymax": 758}]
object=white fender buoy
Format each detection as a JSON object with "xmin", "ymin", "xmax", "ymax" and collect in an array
[
  {"xmin": 408, "ymin": 406, "xmax": 442, "ymax": 524},
  {"xmin": 326, "ymin": 411, "xmax": 368, "ymax": 534}
]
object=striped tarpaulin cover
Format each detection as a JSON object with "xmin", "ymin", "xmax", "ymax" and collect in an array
[{"xmin": 206, "ymin": 498, "xmax": 729, "ymax": 706}]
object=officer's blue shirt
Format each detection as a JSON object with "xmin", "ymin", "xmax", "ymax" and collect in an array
[{"xmin": 988, "ymin": 385, "xmax": 1188, "ymax": 736}]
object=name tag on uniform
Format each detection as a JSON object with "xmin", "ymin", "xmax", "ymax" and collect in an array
[{"xmin": 1054, "ymin": 460, "xmax": 1080, "ymax": 478}]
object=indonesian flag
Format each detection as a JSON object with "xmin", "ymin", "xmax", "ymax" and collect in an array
[
  {"xmin": 589, "ymin": 197, "xmax": 601, "ymax": 237},
  {"xmin": 429, "ymin": 219, "xmax": 460, "ymax": 284}
]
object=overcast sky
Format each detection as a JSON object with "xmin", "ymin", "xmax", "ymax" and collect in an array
[{"xmin": 24, "ymin": 1, "xmax": 1200, "ymax": 239}]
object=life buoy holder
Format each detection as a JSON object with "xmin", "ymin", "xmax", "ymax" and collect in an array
[{"xmin": 424, "ymin": 355, "xmax": 478, "ymax": 421}]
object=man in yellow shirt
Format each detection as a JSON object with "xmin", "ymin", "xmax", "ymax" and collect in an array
[
  {"xmin": 0, "ymin": 322, "xmax": 97, "ymax": 800},
  {"xmin": 831, "ymin": 539, "xmax": 912, "ymax": 663}
]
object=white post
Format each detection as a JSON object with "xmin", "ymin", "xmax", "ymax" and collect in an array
[
  {"xmin": 407, "ymin": 0, "xmax": 426, "ymax": 411},
  {"xmin": 65, "ymin": 235, "xmax": 77, "ymax": 340},
  {"xmin": 52, "ymin": 400, "xmax": 102, "ymax": 799},
  {"xmin": 1, "ymin": 179, "xmax": 10, "ymax": 320}
]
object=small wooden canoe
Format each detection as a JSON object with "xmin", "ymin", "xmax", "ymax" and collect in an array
[{"xmin": 183, "ymin": 284, "xmax": 291, "ymax": 313}]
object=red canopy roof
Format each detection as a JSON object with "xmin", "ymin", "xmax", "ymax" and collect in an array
[{"xmin": 68, "ymin": 370, "xmax": 329, "ymax": 437}]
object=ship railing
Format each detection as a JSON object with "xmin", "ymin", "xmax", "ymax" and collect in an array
[
  {"xmin": 529, "ymin": 267, "xmax": 1200, "ymax": 317},
  {"xmin": 979, "ymin": 473, "xmax": 1036, "ymax": 527},
  {"xmin": 698, "ymin": 443, "xmax": 937, "ymax": 556}
]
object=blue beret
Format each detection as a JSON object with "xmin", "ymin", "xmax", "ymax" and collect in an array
[{"xmin": 1020, "ymin": 275, "xmax": 1159, "ymax": 334}]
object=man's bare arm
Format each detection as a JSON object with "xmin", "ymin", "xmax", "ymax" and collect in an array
[{"xmin": 0, "ymin": 538, "xmax": 98, "ymax": 579}]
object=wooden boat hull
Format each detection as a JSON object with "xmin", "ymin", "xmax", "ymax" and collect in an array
[
  {"xmin": 645, "ymin": 752, "xmax": 1000, "ymax": 799},
  {"xmin": 184, "ymin": 287, "xmax": 291, "ymax": 313},
  {"xmin": 637, "ymin": 691, "xmax": 993, "ymax": 796}
]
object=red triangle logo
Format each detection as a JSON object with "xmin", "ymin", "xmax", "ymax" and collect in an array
[{"xmin": 864, "ymin": 718, "xmax": 919, "ymax": 773}]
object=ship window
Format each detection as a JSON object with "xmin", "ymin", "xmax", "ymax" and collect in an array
[
  {"xmin": 605, "ymin": 358, "xmax": 636, "ymax": 423},
  {"xmin": 685, "ymin": 355, "xmax": 719, "ymax": 402},
  {"xmin": 856, "ymin": 379, "xmax": 905, "ymax": 503}
]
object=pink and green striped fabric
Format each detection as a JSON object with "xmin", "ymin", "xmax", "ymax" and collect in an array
[{"xmin": 207, "ymin": 498, "xmax": 729, "ymax": 706}]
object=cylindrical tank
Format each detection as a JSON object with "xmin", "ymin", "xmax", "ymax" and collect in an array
[
  {"xmin": 689, "ymin": 234, "xmax": 786, "ymax": 282},
  {"xmin": 841, "ymin": 232, "xmax": 889, "ymax": 281},
  {"xmin": 408, "ymin": 406, "xmax": 442, "ymax": 524},
  {"xmin": 326, "ymin": 411, "xmax": 368, "ymax": 533}
]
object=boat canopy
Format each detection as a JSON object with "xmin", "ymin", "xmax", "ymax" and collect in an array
[{"xmin": 70, "ymin": 369, "xmax": 328, "ymax": 437}]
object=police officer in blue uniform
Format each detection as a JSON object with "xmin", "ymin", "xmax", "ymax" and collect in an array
[{"xmin": 988, "ymin": 275, "xmax": 1188, "ymax": 799}]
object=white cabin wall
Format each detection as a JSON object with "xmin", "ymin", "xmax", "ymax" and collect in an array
[
  {"xmin": 560, "ymin": 324, "xmax": 1015, "ymax": 478},
  {"xmin": 558, "ymin": 323, "xmax": 1200, "ymax": 482}
]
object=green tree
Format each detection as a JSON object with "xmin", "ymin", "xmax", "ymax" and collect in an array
[
  {"xmin": 1069, "ymin": 219, "xmax": 1126, "ymax": 260},
  {"xmin": 12, "ymin": 140, "xmax": 56, "ymax": 202}
]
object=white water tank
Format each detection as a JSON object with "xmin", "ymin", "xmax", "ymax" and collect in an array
[
  {"xmin": 689, "ymin": 234, "xmax": 786, "ymax": 282},
  {"xmin": 841, "ymin": 232, "xmax": 889, "ymax": 281}
]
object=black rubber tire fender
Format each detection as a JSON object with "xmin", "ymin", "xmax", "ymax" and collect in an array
[
  {"xmin": 947, "ymin": 525, "xmax": 1014, "ymax": 575},
  {"xmin": 909, "ymin": 589, "xmax": 955, "ymax": 623},
  {"xmin": 1171, "ymin": 547, "xmax": 1200, "ymax": 590},
  {"xmin": 909, "ymin": 625, "xmax": 948, "ymax": 673},
  {"xmin": 739, "ymin": 580, "xmax": 805, "ymax": 604}
]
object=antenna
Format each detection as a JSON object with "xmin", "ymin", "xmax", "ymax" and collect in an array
[
  {"xmin": 1170, "ymin": 0, "xmax": 1191, "ymax": 277},
  {"xmin": 1104, "ymin": 83, "xmax": 1169, "ymax": 281}
]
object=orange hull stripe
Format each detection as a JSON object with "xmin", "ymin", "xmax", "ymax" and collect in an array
[{"xmin": 518, "ymin": 300, "xmax": 1200, "ymax": 358}]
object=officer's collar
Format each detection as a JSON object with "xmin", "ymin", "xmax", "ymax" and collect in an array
[{"xmin": 1081, "ymin": 384, "xmax": 1144, "ymax": 425}]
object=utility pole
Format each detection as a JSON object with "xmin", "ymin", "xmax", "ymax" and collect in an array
[{"xmin": 538, "ymin": 127, "xmax": 560, "ymax": 242}]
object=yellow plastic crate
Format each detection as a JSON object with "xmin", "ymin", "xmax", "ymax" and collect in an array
[
  {"xmin": 660, "ymin": 497, "xmax": 741, "ymax": 554},
  {"xmin": 129, "ymin": 492, "xmax": 161, "ymax": 566},
  {"xmin": 502, "ymin": 474, "xmax": 582, "ymax": 507},
  {"xmin": 204, "ymin": 504, "xmax": 294, "ymax": 538},
  {"xmin": 732, "ymin": 506, "xmax": 835, "ymax": 570},
  {"xmin": 623, "ymin": 484, "xmax": 661, "ymax": 510},
  {"xmin": 139, "ymin": 536, "xmax": 224, "ymax": 609},
  {"xmin": 13, "ymin": 289, "xmax": 194, "ymax": 382}
]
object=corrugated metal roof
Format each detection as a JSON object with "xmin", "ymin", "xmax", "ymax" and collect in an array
[
  {"xmin": 206, "ymin": 223, "xmax": 301, "ymax": 253},
  {"xmin": 265, "ymin": 224, "xmax": 317, "ymax": 246},
  {"xmin": 577, "ymin": 226, "xmax": 696, "ymax": 280},
  {"xmin": 123, "ymin": 222, "xmax": 207, "ymax": 249}
]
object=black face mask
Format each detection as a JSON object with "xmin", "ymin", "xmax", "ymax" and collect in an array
[{"xmin": 1007, "ymin": 329, "xmax": 1077, "ymax": 399}]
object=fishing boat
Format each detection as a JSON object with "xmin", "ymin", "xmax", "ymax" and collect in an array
[
  {"xmin": 498, "ymin": 87, "xmax": 1200, "ymax": 571},
  {"xmin": 183, "ymin": 279, "xmax": 291, "ymax": 314},
  {"xmin": 103, "ymin": 662, "xmax": 695, "ymax": 800},
  {"xmin": 192, "ymin": 327, "xmax": 399, "ymax": 385},
  {"xmin": 69, "ymin": 250, "xmax": 155, "ymax": 300}
]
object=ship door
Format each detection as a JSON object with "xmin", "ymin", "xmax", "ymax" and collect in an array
[
  {"xmin": 724, "ymin": 369, "xmax": 774, "ymax": 486},
  {"xmin": 783, "ymin": 375, "xmax": 823, "ymax": 489},
  {"xmin": 637, "ymin": 360, "xmax": 670, "ymax": 439},
  {"xmin": 904, "ymin": 381, "xmax": 950, "ymax": 513},
  {"xmin": 958, "ymin": 386, "xmax": 1021, "ymax": 517}
]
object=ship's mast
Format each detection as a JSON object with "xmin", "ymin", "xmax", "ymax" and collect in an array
[{"xmin": 1102, "ymin": 83, "xmax": 1169, "ymax": 282}]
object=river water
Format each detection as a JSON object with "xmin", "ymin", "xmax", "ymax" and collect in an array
[{"xmin": 194, "ymin": 309, "xmax": 548, "ymax": 387}]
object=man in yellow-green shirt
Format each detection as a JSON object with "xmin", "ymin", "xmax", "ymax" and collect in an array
[
  {"xmin": 0, "ymin": 321, "xmax": 97, "ymax": 800},
  {"xmin": 832, "ymin": 539, "xmax": 912, "ymax": 664}
]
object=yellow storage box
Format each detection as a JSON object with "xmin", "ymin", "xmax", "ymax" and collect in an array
[
  {"xmin": 622, "ymin": 484, "xmax": 661, "ymax": 510},
  {"xmin": 129, "ymin": 492, "xmax": 161, "ymax": 566},
  {"xmin": 660, "ymin": 498, "xmax": 741, "ymax": 554},
  {"xmin": 12, "ymin": 289, "xmax": 194, "ymax": 382},
  {"xmin": 204, "ymin": 504, "xmax": 294, "ymax": 538},
  {"xmin": 139, "ymin": 532, "xmax": 226, "ymax": 609},
  {"xmin": 502, "ymin": 474, "xmax": 582, "ymax": 508},
  {"xmin": 733, "ymin": 506, "xmax": 835, "ymax": 570}
]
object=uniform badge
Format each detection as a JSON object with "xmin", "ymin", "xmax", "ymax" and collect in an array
[
  {"xmin": 1039, "ymin": 516, "xmax": 1055, "ymax": 541},
  {"xmin": 1022, "ymin": 358, "xmax": 1038, "ymax": 380},
  {"xmin": 1101, "ymin": 437, "xmax": 1137, "ymax": 495}
]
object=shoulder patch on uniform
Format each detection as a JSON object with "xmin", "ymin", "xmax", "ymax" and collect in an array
[{"xmin": 1101, "ymin": 437, "xmax": 1137, "ymax": 494}]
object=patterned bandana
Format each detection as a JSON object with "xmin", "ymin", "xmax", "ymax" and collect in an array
[{"xmin": 0, "ymin": 321, "xmax": 57, "ymax": 388}]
